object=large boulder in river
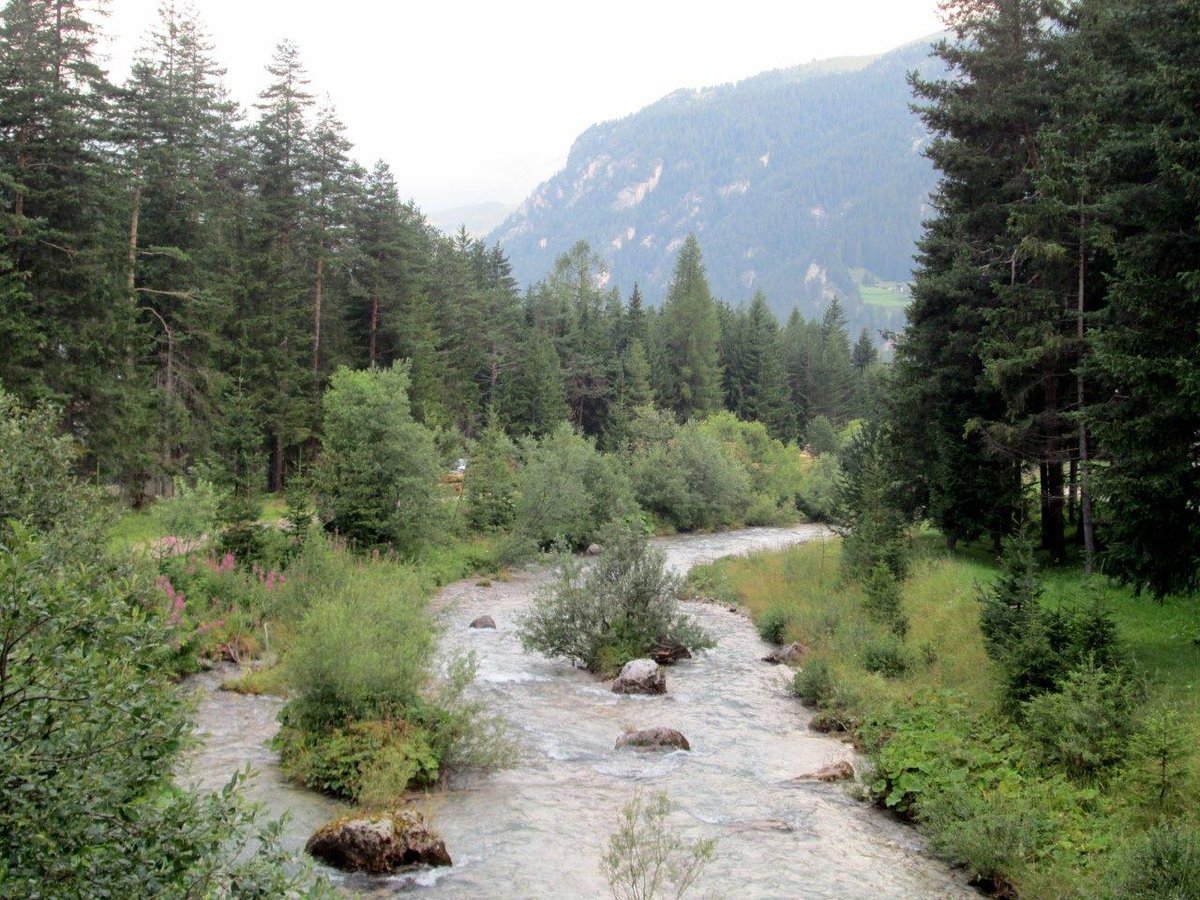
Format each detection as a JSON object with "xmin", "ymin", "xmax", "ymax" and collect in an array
[
  {"xmin": 469, "ymin": 615, "xmax": 496, "ymax": 629},
  {"xmin": 305, "ymin": 810, "xmax": 452, "ymax": 874},
  {"xmin": 616, "ymin": 727, "xmax": 691, "ymax": 752},
  {"xmin": 761, "ymin": 642, "xmax": 807, "ymax": 665},
  {"xmin": 611, "ymin": 659, "xmax": 666, "ymax": 695}
]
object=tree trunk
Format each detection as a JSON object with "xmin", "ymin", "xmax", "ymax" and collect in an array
[
  {"xmin": 1077, "ymin": 210, "xmax": 1096, "ymax": 573},
  {"xmin": 1041, "ymin": 350, "xmax": 1067, "ymax": 563},
  {"xmin": 271, "ymin": 430, "xmax": 284, "ymax": 493},
  {"xmin": 127, "ymin": 185, "xmax": 140, "ymax": 298},
  {"xmin": 1067, "ymin": 457, "xmax": 1078, "ymax": 526},
  {"xmin": 312, "ymin": 252, "xmax": 324, "ymax": 375},
  {"xmin": 369, "ymin": 286, "xmax": 379, "ymax": 367}
]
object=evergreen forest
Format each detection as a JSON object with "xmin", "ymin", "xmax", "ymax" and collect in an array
[{"xmin": 0, "ymin": 0, "xmax": 1198, "ymax": 898}]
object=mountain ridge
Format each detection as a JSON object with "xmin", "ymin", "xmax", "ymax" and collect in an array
[{"xmin": 488, "ymin": 36, "xmax": 946, "ymax": 336}]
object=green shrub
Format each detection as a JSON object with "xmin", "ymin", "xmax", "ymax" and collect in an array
[
  {"xmin": 282, "ymin": 565, "xmax": 434, "ymax": 729},
  {"xmin": 1126, "ymin": 705, "xmax": 1196, "ymax": 815},
  {"xmin": 804, "ymin": 414, "xmax": 840, "ymax": 455},
  {"xmin": 837, "ymin": 420, "xmax": 909, "ymax": 579},
  {"xmin": 514, "ymin": 423, "xmax": 636, "ymax": 550},
  {"xmin": 980, "ymin": 538, "xmax": 1128, "ymax": 710},
  {"xmin": 214, "ymin": 491, "xmax": 266, "ymax": 563},
  {"xmin": 517, "ymin": 522, "xmax": 712, "ymax": 673},
  {"xmin": 863, "ymin": 563, "xmax": 907, "ymax": 637},
  {"xmin": 157, "ymin": 475, "xmax": 226, "ymax": 546},
  {"xmin": 796, "ymin": 454, "xmax": 841, "ymax": 522},
  {"xmin": 864, "ymin": 695, "xmax": 1021, "ymax": 817},
  {"xmin": 862, "ymin": 634, "xmax": 910, "ymax": 678},
  {"xmin": 312, "ymin": 363, "xmax": 440, "ymax": 552},
  {"xmin": 920, "ymin": 783, "xmax": 1052, "ymax": 892},
  {"xmin": 421, "ymin": 653, "xmax": 520, "ymax": 775},
  {"xmin": 1109, "ymin": 824, "xmax": 1200, "ymax": 900},
  {"xmin": 0, "ymin": 390, "xmax": 314, "ymax": 895},
  {"xmin": 756, "ymin": 603, "xmax": 793, "ymax": 644},
  {"xmin": 1023, "ymin": 659, "xmax": 1142, "ymax": 778},
  {"xmin": 0, "ymin": 392, "xmax": 101, "ymax": 544},
  {"xmin": 629, "ymin": 419, "xmax": 751, "ymax": 531},
  {"xmin": 696, "ymin": 412, "xmax": 807, "ymax": 513},
  {"xmin": 464, "ymin": 420, "xmax": 520, "ymax": 532},
  {"xmin": 791, "ymin": 659, "xmax": 835, "ymax": 707},
  {"xmin": 274, "ymin": 716, "xmax": 440, "ymax": 802},
  {"xmin": 602, "ymin": 790, "xmax": 716, "ymax": 900}
]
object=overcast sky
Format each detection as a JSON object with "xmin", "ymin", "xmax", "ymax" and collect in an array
[{"xmin": 97, "ymin": 1, "xmax": 944, "ymax": 213}]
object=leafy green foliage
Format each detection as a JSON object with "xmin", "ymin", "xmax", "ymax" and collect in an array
[
  {"xmin": 628, "ymin": 417, "xmax": 751, "ymax": 532},
  {"xmin": 517, "ymin": 523, "xmax": 711, "ymax": 674},
  {"xmin": 979, "ymin": 538, "xmax": 1128, "ymax": 710},
  {"xmin": 803, "ymin": 415, "xmax": 840, "ymax": 455},
  {"xmin": 920, "ymin": 783, "xmax": 1053, "ymax": 892},
  {"xmin": 156, "ymin": 476, "xmax": 226, "ymax": 545},
  {"xmin": 795, "ymin": 453, "xmax": 841, "ymax": 522},
  {"xmin": 602, "ymin": 790, "xmax": 716, "ymax": 900},
  {"xmin": 756, "ymin": 603, "xmax": 793, "ymax": 644},
  {"xmin": 791, "ymin": 659, "xmax": 835, "ymax": 707},
  {"xmin": 0, "ymin": 391, "xmax": 318, "ymax": 895},
  {"xmin": 274, "ymin": 717, "xmax": 440, "ymax": 803},
  {"xmin": 1125, "ymin": 706, "xmax": 1196, "ymax": 817},
  {"xmin": 283, "ymin": 564, "xmax": 434, "ymax": 730},
  {"xmin": 838, "ymin": 420, "xmax": 909, "ymax": 580},
  {"xmin": 863, "ymin": 563, "xmax": 907, "ymax": 638},
  {"xmin": 1108, "ymin": 824, "xmax": 1200, "ymax": 900},
  {"xmin": 464, "ymin": 419, "xmax": 520, "ymax": 531},
  {"xmin": 313, "ymin": 364, "xmax": 440, "ymax": 552},
  {"xmin": 861, "ymin": 635, "xmax": 910, "ymax": 678},
  {"xmin": 514, "ymin": 423, "xmax": 636, "ymax": 551},
  {"xmin": 1023, "ymin": 659, "xmax": 1142, "ymax": 779},
  {"xmin": 695, "ymin": 412, "xmax": 807, "ymax": 523}
]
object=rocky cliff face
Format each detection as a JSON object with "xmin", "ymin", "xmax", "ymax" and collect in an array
[{"xmin": 490, "ymin": 37, "xmax": 944, "ymax": 334}]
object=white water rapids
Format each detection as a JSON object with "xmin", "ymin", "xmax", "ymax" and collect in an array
[{"xmin": 184, "ymin": 525, "xmax": 973, "ymax": 898}]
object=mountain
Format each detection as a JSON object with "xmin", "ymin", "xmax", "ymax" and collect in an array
[
  {"xmin": 429, "ymin": 201, "xmax": 516, "ymax": 238},
  {"xmin": 488, "ymin": 37, "xmax": 944, "ymax": 336}
]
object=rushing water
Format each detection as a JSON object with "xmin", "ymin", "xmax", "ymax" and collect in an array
[{"xmin": 183, "ymin": 525, "xmax": 973, "ymax": 898}]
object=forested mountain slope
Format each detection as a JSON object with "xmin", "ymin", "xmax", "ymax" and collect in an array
[{"xmin": 491, "ymin": 38, "xmax": 944, "ymax": 335}]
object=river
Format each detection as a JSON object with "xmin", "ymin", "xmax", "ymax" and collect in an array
[{"xmin": 184, "ymin": 524, "xmax": 973, "ymax": 898}]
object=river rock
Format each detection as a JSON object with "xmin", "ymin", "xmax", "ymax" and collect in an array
[
  {"xmin": 305, "ymin": 809, "xmax": 452, "ymax": 874},
  {"xmin": 651, "ymin": 642, "xmax": 692, "ymax": 665},
  {"xmin": 611, "ymin": 659, "xmax": 666, "ymax": 694},
  {"xmin": 586, "ymin": 542, "xmax": 604, "ymax": 556},
  {"xmin": 761, "ymin": 642, "xmax": 807, "ymax": 665},
  {"xmin": 615, "ymin": 727, "xmax": 691, "ymax": 752},
  {"xmin": 469, "ymin": 615, "xmax": 496, "ymax": 629},
  {"xmin": 789, "ymin": 760, "xmax": 854, "ymax": 783}
]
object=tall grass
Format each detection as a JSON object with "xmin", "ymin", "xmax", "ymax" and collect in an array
[{"xmin": 694, "ymin": 537, "xmax": 1200, "ymax": 896}]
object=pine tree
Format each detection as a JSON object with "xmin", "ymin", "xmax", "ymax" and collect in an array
[
  {"xmin": 119, "ymin": 1, "xmax": 244, "ymax": 492},
  {"xmin": 890, "ymin": 0, "xmax": 1048, "ymax": 551},
  {"xmin": 657, "ymin": 235, "xmax": 722, "ymax": 419},
  {"xmin": 731, "ymin": 291, "xmax": 792, "ymax": 437},
  {"xmin": 851, "ymin": 328, "xmax": 877, "ymax": 372},
  {"xmin": 0, "ymin": 0, "xmax": 128, "ymax": 477},
  {"xmin": 245, "ymin": 39, "xmax": 315, "ymax": 490},
  {"xmin": 1081, "ymin": 0, "xmax": 1200, "ymax": 596},
  {"xmin": 502, "ymin": 328, "xmax": 567, "ymax": 437}
]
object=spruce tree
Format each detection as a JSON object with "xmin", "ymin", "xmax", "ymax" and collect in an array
[
  {"xmin": 657, "ymin": 235, "xmax": 722, "ymax": 419},
  {"xmin": 1082, "ymin": 0, "xmax": 1200, "ymax": 596},
  {"xmin": 245, "ymin": 40, "xmax": 315, "ymax": 490}
]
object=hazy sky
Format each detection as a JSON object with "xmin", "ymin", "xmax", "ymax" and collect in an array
[{"xmin": 98, "ymin": 1, "xmax": 945, "ymax": 212}]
